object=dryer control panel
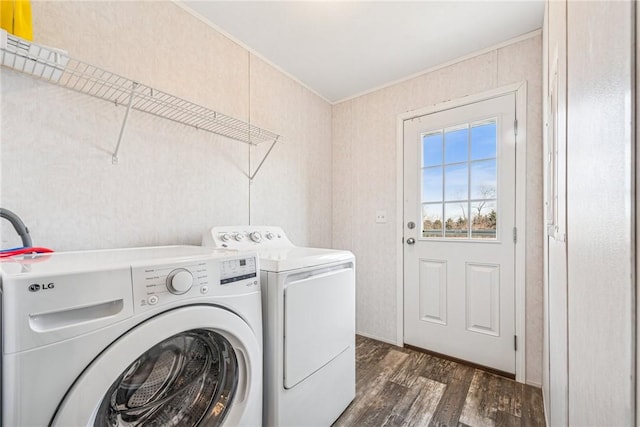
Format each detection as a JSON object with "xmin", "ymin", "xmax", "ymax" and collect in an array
[
  {"xmin": 131, "ymin": 252, "xmax": 258, "ymax": 313},
  {"xmin": 203, "ymin": 226, "xmax": 294, "ymax": 250}
]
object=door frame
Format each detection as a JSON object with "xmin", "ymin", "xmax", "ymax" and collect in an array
[{"xmin": 395, "ymin": 82, "xmax": 528, "ymax": 382}]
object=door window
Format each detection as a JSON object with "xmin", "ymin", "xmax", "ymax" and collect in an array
[
  {"xmin": 94, "ymin": 330, "xmax": 238, "ymax": 427},
  {"xmin": 421, "ymin": 119, "xmax": 498, "ymax": 239}
]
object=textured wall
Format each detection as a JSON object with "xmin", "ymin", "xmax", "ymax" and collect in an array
[
  {"xmin": 566, "ymin": 1, "xmax": 634, "ymax": 424},
  {"xmin": 332, "ymin": 35, "xmax": 543, "ymax": 385},
  {"xmin": 249, "ymin": 56, "xmax": 333, "ymax": 248},
  {"xmin": 0, "ymin": 1, "xmax": 332, "ymax": 251}
]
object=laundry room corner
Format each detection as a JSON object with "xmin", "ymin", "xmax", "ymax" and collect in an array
[
  {"xmin": 248, "ymin": 54, "xmax": 333, "ymax": 249},
  {"xmin": 0, "ymin": 1, "xmax": 333, "ymax": 251}
]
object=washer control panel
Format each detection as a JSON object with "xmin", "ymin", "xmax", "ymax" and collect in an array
[
  {"xmin": 203, "ymin": 226, "xmax": 294, "ymax": 250},
  {"xmin": 166, "ymin": 268, "xmax": 193, "ymax": 294},
  {"xmin": 131, "ymin": 252, "xmax": 258, "ymax": 313},
  {"xmin": 220, "ymin": 257, "xmax": 257, "ymax": 285}
]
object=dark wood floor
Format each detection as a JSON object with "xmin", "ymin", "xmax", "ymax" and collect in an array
[{"xmin": 333, "ymin": 336, "xmax": 545, "ymax": 427}]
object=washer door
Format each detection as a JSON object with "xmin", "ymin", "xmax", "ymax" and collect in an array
[{"xmin": 52, "ymin": 306, "xmax": 261, "ymax": 427}]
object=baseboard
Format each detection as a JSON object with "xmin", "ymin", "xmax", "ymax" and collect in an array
[{"xmin": 355, "ymin": 330, "xmax": 398, "ymax": 346}]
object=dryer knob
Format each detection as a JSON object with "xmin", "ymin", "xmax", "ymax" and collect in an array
[
  {"xmin": 265, "ymin": 232, "xmax": 275, "ymax": 240},
  {"xmin": 166, "ymin": 268, "xmax": 193, "ymax": 294},
  {"xmin": 233, "ymin": 233, "xmax": 245, "ymax": 242},
  {"xmin": 249, "ymin": 232, "xmax": 263, "ymax": 242},
  {"xmin": 220, "ymin": 233, "xmax": 231, "ymax": 242}
]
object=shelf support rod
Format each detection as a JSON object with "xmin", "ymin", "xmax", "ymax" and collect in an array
[
  {"xmin": 249, "ymin": 136, "xmax": 280, "ymax": 181},
  {"xmin": 112, "ymin": 82, "xmax": 139, "ymax": 164}
]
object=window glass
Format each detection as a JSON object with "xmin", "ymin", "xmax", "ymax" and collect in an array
[
  {"xmin": 470, "ymin": 159, "xmax": 497, "ymax": 200},
  {"xmin": 422, "ymin": 132, "xmax": 443, "ymax": 167},
  {"xmin": 445, "ymin": 125, "xmax": 468, "ymax": 164},
  {"xmin": 471, "ymin": 120, "xmax": 497, "ymax": 160},
  {"xmin": 422, "ymin": 167, "xmax": 443, "ymax": 202},
  {"xmin": 422, "ymin": 203, "xmax": 443, "ymax": 238},
  {"xmin": 420, "ymin": 117, "xmax": 498, "ymax": 240},
  {"xmin": 444, "ymin": 203, "xmax": 468, "ymax": 238},
  {"xmin": 444, "ymin": 163, "xmax": 468, "ymax": 202},
  {"xmin": 471, "ymin": 200, "xmax": 497, "ymax": 239}
]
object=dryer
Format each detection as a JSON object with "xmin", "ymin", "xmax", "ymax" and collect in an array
[
  {"xmin": 203, "ymin": 226, "xmax": 356, "ymax": 427},
  {"xmin": 1, "ymin": 245, "xmax": 262, "ymax": 426}
]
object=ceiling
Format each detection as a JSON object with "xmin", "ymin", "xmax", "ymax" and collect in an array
[{"xmin": 180, "ymin": 1, "xmax": 544, "ymax": 103}]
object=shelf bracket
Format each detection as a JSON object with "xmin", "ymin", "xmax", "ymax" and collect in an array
[
  {"xmin": 112, "ymin": 82, "xmax": 139, "ymax": 164},
  {"xmin": 249, "ymin": 136, "xmax": 280, "ymax": 181}
]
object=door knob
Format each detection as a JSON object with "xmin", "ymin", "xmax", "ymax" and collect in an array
[{"xmin": 406, "ymin": 238, "xmax": 416, "ymax": 245}]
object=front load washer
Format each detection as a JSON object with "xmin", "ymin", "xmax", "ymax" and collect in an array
[
  {"xmin": 203, "ymin": 226, "xmax": 356, "ymax": 427},
  {"xmin": 1, "ymin": 245, "xmax": 262, "ymax": 426}
]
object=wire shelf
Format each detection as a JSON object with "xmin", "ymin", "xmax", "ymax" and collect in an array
[
  {"xmin": 56, "ymin": 59, "xmax": 279, "ymax": 145},
  {"xmin": 0, "ymin": 30, "xmax": 281, "ymax": 166}
]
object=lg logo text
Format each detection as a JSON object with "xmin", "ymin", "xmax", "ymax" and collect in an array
[{"xmin": 28, "ymin": 283, "xmax": 54, "ymax": 292}]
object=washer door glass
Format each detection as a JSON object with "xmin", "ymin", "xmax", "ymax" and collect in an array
[{"xmin": 94, "ymin": 329, "xmax": 238, "ymax": 427}]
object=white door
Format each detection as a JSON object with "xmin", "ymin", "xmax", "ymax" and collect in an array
[{"xmin": 403, "ymin": 93, "xmax": 517, "ymax": 374}]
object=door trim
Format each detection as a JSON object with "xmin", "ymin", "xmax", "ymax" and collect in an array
[{"xmin": 395, "ymin": 82, "xmax": 528, "ymax": 382}]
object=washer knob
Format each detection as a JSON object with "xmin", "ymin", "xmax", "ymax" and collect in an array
[
  {"xmin": 220, "ymin": 233, "xmax": 231, "ymax": 242},
  {"xmin": 265, "ymin": 232, "xmax": 275, "ymax": 240},
  {"xmin": 249, "ymin": 232, "xmax": 263, "ymax": 242},
  {"xmin": 233, "ymin": 233, "xmax": 245, "ymax": 242},
  {"xmin": 166, "ymin": 268, "xmax": 193, "ymax": 294}
]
